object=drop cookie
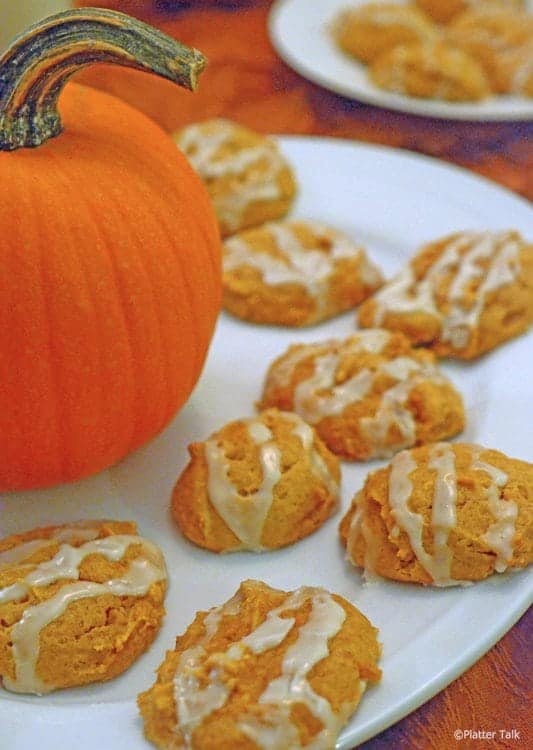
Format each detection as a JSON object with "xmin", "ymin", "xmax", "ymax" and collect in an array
[
  {"xmin": 0, "ymin": 519, "xmax": 166, "ymax": 694},
  {"xmin": 358, "ymin": 230, "xmax": 533, "ymax": 359},
  {"xmin": 447, "ymin": 7, "xmax": 533, "ymax": 91},
  {"xmin": 340, "ymin": 443, "xmax": 533, "ymax": 586},
  {"xmin": 173, "ymin": 118, "xmax": 297, "ymax": 238},
  {"xmin": 171, "ymin": 409, "xmax": 340, "ymax": 552},
  {"xmin": 370, "ymin": 41, "xmax": 490, "ymax": 101},
  {"xmin": 222, "ymin": 219, "xmax": 384, "ymax": 327},
  {"xmin": 492, "ymin": 42, "xmax": 533, "ymax": 97},
  {"xmin": 331, "ymin": 2, "xmax": 437, "ymax": 64},
  {"xmin": 259, "ymin": 330, "xmax": 465, "ymax": 461},
  {"xmin": 138, "ymin": 579, "xmax": 381, "ymax": 750},
  {"xmin": 414, "ymin": 0, "xmax": 525, "ymax": 25}
]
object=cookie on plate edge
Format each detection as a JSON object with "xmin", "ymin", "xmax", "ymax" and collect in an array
[
  {"xmin": 0, "ymin": 519, "xmax": 167, "ymax": 694},
  {"xmin": 138, "ymin": 579, "xmax": 381, "ymax": 750},
  {"xmin": 358, "ymin": 230, "xmax": 533, "ymax": 359},
  {"xmin": 340, "ymin": 442, "xmax": 533, "ymax": 586}
]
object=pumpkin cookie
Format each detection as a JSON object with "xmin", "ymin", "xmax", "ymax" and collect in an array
[
  {"xmin": 447, "ymin": 7, "xmax": 533, "ymax": 91},
  {"xmin": 340, "ymin": 443, "xmax": 533, "ymax": 586},
  {"xmin": 222, "ymin": 219, "xmax": 384, "ymax": 327},
  {"xmin": 488, "ymin": 41, "xmax": 533, "ymax": 96},
  {"xmin": 358, "ymin": 230, "xmax": 533, "ymax": 359},
  {"xmin": 414, "ymin": 0, "xmax": 524, "ymax": 25},
  {"xmin": 331, "ymin": 2, "xmax": 437, "ymax": 64},
  {"xmin": 369, "ymin": 41, "xmax": 490, "ymax": 101},
  {"xmin": 173, "ymin": 118, "xmax": 297, "ymax": 238},
  {"xmin": 0, "ymin": 520, "xmax": 167, "ymax": 694},
  {"xmin": 138, "ymin": 579, "xmax": 381, "ymax": 750},
  {"xmin": 258, "ymin": 330, "xmax": 465, "ymax": 461},
  {"xmin": 172, "ymin": 409, "xmax": 340, "ymax": 552}
]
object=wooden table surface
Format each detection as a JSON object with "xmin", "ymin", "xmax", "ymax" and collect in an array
[{"xmin": 76, "ymin": 2, "xmax": 532, "ymax": 748}]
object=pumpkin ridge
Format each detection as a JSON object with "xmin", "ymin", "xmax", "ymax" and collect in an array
[
  {"xmin": 0, "ymin": 158, "xmax": 64, "ymax": 487},
  {"xmin": 49, "ymin": 150, "xmax": 137, "ymax": 467},
  {"xmin": 107, "ymin": 185, "xmax": 176, "ymax": 444},
  {"xmin": 157, "ymin": 176, "xmax": 221, "ymax": 375},
  {"xmin": 143, "ymin": 193, "xmax": 203, "ymax": 396},
  {"xmin": 35, "ymin": 179, "xmax": 68, "ymax": 484},
  {"xmin": 92, "ymin": 200, "xmax": 149, "ymax": 454},
  {"xmin": 66, "ymin": 155, "xmax": 140, "ymax": 460}
]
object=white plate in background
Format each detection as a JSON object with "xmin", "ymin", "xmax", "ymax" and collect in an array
[
  {"xmin": 269, "ymin": 0, "xmax": 533, "ymax": 121},
  {"xmin": 1, "ymin": 137, "xmax": 532, "ymax": 750}
]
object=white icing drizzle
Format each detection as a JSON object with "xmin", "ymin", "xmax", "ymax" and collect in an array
[
  {"xmin": 388, "ymin": 448, "xmax": 460, "ymax": 587},
  {"xmin": 268, "ymin": 334, "xmax": 445, "ymax": 458},
  {"xmin": 360, "ymin": 360, "xmax": 443, "ymax": 459},
  {"xmin": 204, "ymin": 419, "xmax": 282, "ymax": 551},
  {"xmin": 173, "ymin": 585, "xmax": 346, "ymax": 749},
  {"xmin": 346, "ymin": 495, "xmax": 363, "ymax": 566},
  {"xmin": 263, "ymin": 332, "xmax": 391, "ymax": 403},
  {"xmin": 343, "ymin": 5, "xmax": 432, "ymax": 29},
  {"xmin": 204, "ymin": 413, "xmax": 339, "ymax": 550},
  {"xmin": 174, "ymin": 591, "xmax": 244, "ymax": 747},
  {"xmin": 427, "ymin": 443, "xmax": 458, "ymax": 586},
  {"xmin": 370, "ymin": 231, "xmax": 521, "ymax": 349},
  {"xmin": 224, "ymin": 221, "xmax": 381, "ymax": 315},
  {"xmin": 175, "ymin": 119, "xmax": 287, "ymax": 233},
  {"xmin": 289, "ymin": 332, "xmax": 391, "ymax": 424},
  {"xmin": 0, "ymin": 522, "xmax": 102, "ymax": 568},
  {"xmin": 349, "ymin": 443, "xmax": 520, "ymax": 585},
  {"xmin": 0, "ymin": 534, "xmax": 167, "ymax": 694},
  {"xmin": 471, "ymin": 449, "xmax": 516, "ymax": 572},
  {"xmin": 237, "ymin": 588, "xmax": 347, "ymax": 750},
  {"xmin": 345, "ymin": 492, "xmax": 382, "ymax": 584},
  {"xmin": 508, "ymin": 46, "xmax": 533, "ymax": 94},
  {"xmin": 294, "ymin": 352, "xmax": 374, "ymax": 424},
  {"xmin": 281, "ymin": 411, "xmax": 340, "ymax": 498}
]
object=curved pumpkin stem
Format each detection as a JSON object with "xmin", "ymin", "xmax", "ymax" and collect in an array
[{"xmin": 0, "ymin": 8, "xmax": 206, "ymax": 151}]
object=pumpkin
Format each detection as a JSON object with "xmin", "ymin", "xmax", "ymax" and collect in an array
[{"xmin": 0, "ymin": 9, "xmax": 221, "ymax": 491}]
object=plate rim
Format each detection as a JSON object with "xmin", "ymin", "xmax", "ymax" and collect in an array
[{"xmin": 268, "ymin": 0, "xmax": 533, "ymax": 122}]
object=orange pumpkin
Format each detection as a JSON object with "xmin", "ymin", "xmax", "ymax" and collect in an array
[{"xmin": 0, "ymin": 9, "xmax": 221, "ymax": 490}]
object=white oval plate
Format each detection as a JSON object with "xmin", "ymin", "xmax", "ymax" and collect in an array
[
  {"xmin": 1, "ymin": 137, "xmax": 532, "ymax": 750},
  {"xmin": 269, "ymin": 0, "xmax": 533, "ymax": 121}
]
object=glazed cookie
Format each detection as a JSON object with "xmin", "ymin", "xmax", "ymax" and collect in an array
[
  {"xmin": 331, "ymin": 2, "xmax": 437, "ymax": 64},
  {"xmin": 369, "ymin": 41, "xmax": 490, "ymax": 101},
  {"xmin": 173, "ymin": 118, "xmax": 297, "ymax": 237},
  {"xmin": 0, "ymin": 520, "xmax": 166, "ymax": 694},
  {"xmin": 358, "ymin": 230, "xmax": 533, "ymax": 359},
  {"xmin": 447, "ymin": 7, "xmax": 533, "ymax": 91},
  {"xmin": 138, "ymin": 579, "xmax": 381, "ymax": 750},
  {"xmin": 492, "ymin": 42, "xmax": 533, "ymax": 97},
  {"xmin": 340, "ymin": 443, "xmax": 533, "ymax": 586},
  {"xmin": 222, "ymin": 220, "xmax": 384, "ymax": 327},
  {"xmin": 172, "ymin": 409, "xmax": 340, "ymax": 552},
  {"xmin": 258, "ymin": 330, "xmax": 465, "ymax": 461},
  {"xmin": 415, "ymin": 0, "xmax": 525, "ymax": 25}
]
